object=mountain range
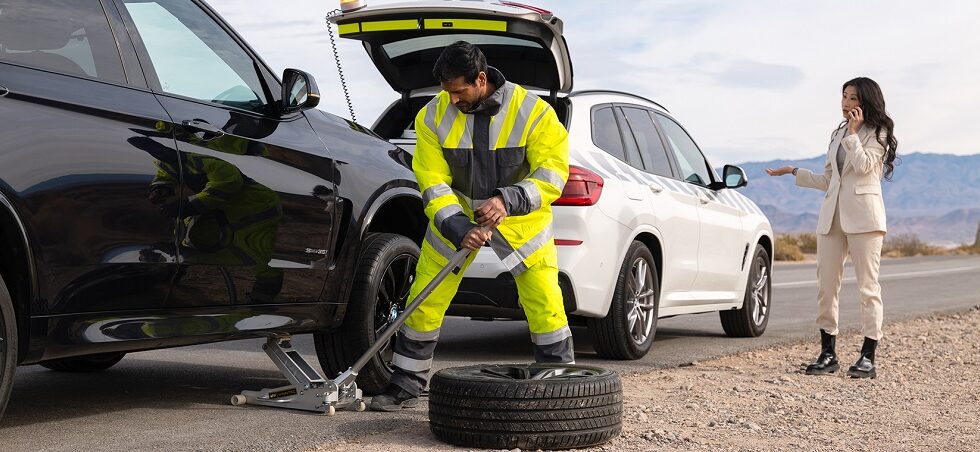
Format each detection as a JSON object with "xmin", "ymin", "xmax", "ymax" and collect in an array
[{"xmin": 732, "ymin": 153, "xmax": 980, "ymax": 245}]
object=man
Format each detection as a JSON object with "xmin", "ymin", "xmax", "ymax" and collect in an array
[{"xmin": 370, "ymin": 41, "xmax": 571, "ymax": 411}]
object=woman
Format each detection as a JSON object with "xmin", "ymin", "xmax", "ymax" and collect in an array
[{"xmin": 767, "ymin": 77, "xmax": 898, "ymax": 379}]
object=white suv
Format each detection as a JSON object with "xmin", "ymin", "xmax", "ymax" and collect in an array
[{"xmin": 331, "ymin": 0, "xmax": 774, "ymax": 359}]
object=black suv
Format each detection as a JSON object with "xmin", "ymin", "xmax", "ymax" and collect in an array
[{"xmin": 0, "ymin": 0, "xmax": 427, "ymax": 418}]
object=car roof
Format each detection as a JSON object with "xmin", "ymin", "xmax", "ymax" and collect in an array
[{"xmin": 567, "ymin": 90, "xmax": 670, "ymax": 114}]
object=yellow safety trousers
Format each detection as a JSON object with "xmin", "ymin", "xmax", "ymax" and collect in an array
[{"xmin": 405, "ymin": 240, "xmax": 567, "ymax": 336}]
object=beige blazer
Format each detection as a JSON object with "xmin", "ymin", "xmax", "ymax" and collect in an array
[{"xmin": 795, "ymin": 124, "xmax": 887, "ymax": 234}]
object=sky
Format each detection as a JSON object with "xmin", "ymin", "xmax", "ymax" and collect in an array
[{"xmin": 210, "ymin": 0, "xmax": 980, "ymax": 165}]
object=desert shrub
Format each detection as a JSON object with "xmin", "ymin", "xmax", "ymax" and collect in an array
[
  {"xmin": 774, "ymin": 235, "xmax": 804, "ymax": 261},
  {"xmin": 882, "ymin": 234, "xmax": 943, "ymax": 257},
  {"xmin": 795, "ymin": 233, "xmax": 818, "ymax": 254}
]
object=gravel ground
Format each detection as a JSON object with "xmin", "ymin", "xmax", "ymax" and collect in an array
[{"xmin": 309, "ymin": 305, "xmax": 980, "ymax": 452}]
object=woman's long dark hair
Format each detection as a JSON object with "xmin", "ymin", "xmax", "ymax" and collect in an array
[{"xmin": 844, "ymin": 77, "xmax": 899, "ymax": 180}]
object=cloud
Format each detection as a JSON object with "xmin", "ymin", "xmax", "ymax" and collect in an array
[{"xmin": 207, "ymin": 0, "xmax": 980, "ymax": 162}]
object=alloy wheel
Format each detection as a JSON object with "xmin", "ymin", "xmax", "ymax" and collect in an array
[
  {"xmin": 373, "ymin": 252, "xmax": 417, "ymax": 372},
  {"xmin": 750, "ymin": 256, "xmax": 770, "ymax": 327},
  {"xmin": 626, "ymin": 257, "xmax": 657, "ymax": 345}
]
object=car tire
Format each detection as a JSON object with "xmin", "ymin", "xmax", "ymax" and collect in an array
[
  {"xmin": 428, "ymin": 363, "xmax": 622, "ymax": 450},
  {"xmin": 720, "ymin": 246, "xmax": 771, "ymax": 337},
  {"xmin": 39, "ymin": 352, "xmax": 127, "ymax": 372},
  {"xmin": 589, "ymin": 241, "xmax": 659, "ymax": 360},
  {"xmin": 0, "ymin": 274, "xmax": 17, "ymax": 420},
  {"xmin": 315, "ymin": 233, "xmax": 419, "ymax": 395}
]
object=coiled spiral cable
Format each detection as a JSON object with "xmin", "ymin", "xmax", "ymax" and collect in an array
[{"xmin": 325, "ymin": 9, "xmax": 356, "ymax": 123}]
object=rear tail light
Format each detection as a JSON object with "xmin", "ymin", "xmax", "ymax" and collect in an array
[{"xmin": 553, "ymin": 165, "xmax": 603, "ymax": 206}]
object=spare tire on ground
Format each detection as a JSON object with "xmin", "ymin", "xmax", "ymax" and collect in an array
[{"xmin": 428, "ymin": 363, "xmax": 622, "ymax": 450}]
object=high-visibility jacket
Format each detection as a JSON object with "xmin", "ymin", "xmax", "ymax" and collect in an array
[{"xmin": 414, "ymin": 67, "xmax": 569, "ymax": 275}]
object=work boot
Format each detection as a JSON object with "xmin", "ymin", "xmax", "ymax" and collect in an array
[
  {"xmin": 805, "ymin": 329, "xmax": 839, "ymax": 375},
  {"xmin": 847, "ymin": 337, "xmax": 878, "ymax": 379},
  {"xmin": 368, "ymin": 384, "xmax": 419, "ymax": 412}
]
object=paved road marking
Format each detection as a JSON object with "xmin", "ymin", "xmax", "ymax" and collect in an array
[{"xmin": 773, "ymin": 265, "xmax": 980, "ymax": 289}]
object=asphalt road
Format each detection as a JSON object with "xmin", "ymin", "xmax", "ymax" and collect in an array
[{"xmin": 2, "ymin": 254, "xmax": 978, "ymax": 451}]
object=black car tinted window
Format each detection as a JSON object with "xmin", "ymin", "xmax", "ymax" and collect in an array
[
  {"xmin": 591, "ymin": 107, "xmax": 627, "ymax": 162},
  {"xmin": 621, "ymin": 107, "xmax": 672, "ymax": 177},
  {"xmin": 654, "ymin": 113, "xmax": 713, "ymax": 186},
  {"xmin": 121, "ymin": 0, "xmax": 268, "ymax": 112},
  {"xmin": 0, "ymin": 0, "xmax": 125, "ymax": 83}
]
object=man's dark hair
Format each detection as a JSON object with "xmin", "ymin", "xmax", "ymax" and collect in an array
[{"xmin": 432, "ymin": 41, "xmax": 487, "ymax": 85}]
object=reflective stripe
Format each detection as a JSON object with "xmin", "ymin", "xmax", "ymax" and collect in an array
[
  {"xmin": 424, "ymin": 103, "xmax": 439, "ymax": 133},
  {"xmin": 457, "ymin": 115, "xmax": 474, "ymax": 149},
  {"xmin": 516, "ymin": 179, "xmax": 542, "ymax": 211},
  {"xmin": 422, "ymin": 183, "xmax": 453, "ymax": 206},
  {"xmin": 400, "ymin": 324, "xmax": 440, "ymax": 342},
  {"xmin": 425, "ymin": 227, "xmax": 456, "ymax": 260},
  {"xmin": 433, "ymin": 203, "xmax": 463, "ymax": 229},
  {"xmin": 504, "ymin": 93, "xmax": 538, "ymax": 148},
  {"xmin": 452, "ymin": 189, "xmax": 486, "ymax": 210},
  {"xmin": 392, "ymin": 353, "xmax": 432, "ymax": 372},
  {"xmin": 529, "ymin": 167, "xmax": 565, "ymax": 190},
  {"xmin": 337, "ymin": 22, "xmax": 359, "ymax": 35},
  {"xmin": 500, "ymin": 248, "xmax": 523, "ymax": 270},
  {"xmin": 423, "ymin": 18, "xmax": 507, "ymax": 32},
  {"xmin": 530, "ymin": 325, "xmax": 572, "ymax": 345},
  {"xmin": 488, "ymin": 84, "xmax": 516, "ymax": 148},
  {"xmin": 361, "ymin": 19, "xmax": 418, "ymax": 32},
  {"xmin": 497, "ymin": 225, "xmax": 553, "ymax": 273},
  {"xmin": 526, "ymin": 108, "xmax": 546, "ymax": 137},
  {"xmin": 436, "ymin": 106, "xmax": 459, "ymax": 144}
]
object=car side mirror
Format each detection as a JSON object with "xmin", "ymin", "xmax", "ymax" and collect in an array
[
  {"xmin": 723, "ymin": 164, "xmax": 748, "ymax": 189},
  {"xmin": 281, "ymin": 68, "xmax": 320, "ymax": 114}
]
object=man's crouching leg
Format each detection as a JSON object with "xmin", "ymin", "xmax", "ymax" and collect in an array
[{"xmin": 369, "ymin": 326, "xmax": 439, "ymax": 411}]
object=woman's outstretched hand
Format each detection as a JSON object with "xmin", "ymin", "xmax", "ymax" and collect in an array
[{"xmin": 766, "ymin": 165, "xmax": 795, "ymax": 176}]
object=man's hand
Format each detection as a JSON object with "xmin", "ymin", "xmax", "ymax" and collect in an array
[
  {"xmin": 460, "ymin": 227, "xmax": 492, "ymax": 251},
  {"xmin": 475, "ymin": 195, "xmax": 507, "ymax": 228}
]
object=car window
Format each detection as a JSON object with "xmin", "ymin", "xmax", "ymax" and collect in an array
[
  {"xmin": 0, "ymin": 0, "xmax": 126, "ymax": 83},
  {"xmin": 621, "ymin": 107, "xmax": 673, "ymax": 177},
  {"xmin": 654, "ymin": 113, "xmax": 713, "ymax": 186},
  {"xmin": 591, "ymin": 107, "xmax": 627, "ymax": 162},
  {"xmin": 120, "ymin": 0, "xmax": 267, "ymax": 112}
]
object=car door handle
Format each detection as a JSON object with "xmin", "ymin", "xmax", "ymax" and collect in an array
[
  {"xmin": 697, "ymin": 194, "xmax": 710, "ymax": 205},
  {"xmin": 648, "ymin": 183, "xmax": 664, "ymax": 194},
  {"xmin": 0, "ymin": 84, "xmax": 8, "ymax": 97},
  {"xmin": 181, "ymin": 119, "xmax": 225, "ymax": 140}
]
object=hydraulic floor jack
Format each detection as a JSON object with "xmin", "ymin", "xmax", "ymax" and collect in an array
[{"xmin": 231, "ymin": 246, "xmax": 472, "ymax": 415}]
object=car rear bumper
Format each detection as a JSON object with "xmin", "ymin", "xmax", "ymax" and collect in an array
[{"xmin": 449, "ymin": 205, "xmax": 624, "ymax": 318}]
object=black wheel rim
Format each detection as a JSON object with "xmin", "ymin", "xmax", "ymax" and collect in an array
[
  {"xmin": 374, "ymin": 252, "xmax": 417, "ymax": 372},
  {"xmin": 751, "ymin": 255, "xmax": 770, "ymax": 326},
  {"xmin": 626, "ymin": 257, "xmax": 657, "ymax": 346},
  {"xmin": 467, "ymin": 365, "xmax": 602, "ymax": 381}
]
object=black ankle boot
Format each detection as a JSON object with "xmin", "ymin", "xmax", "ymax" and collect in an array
[
  {"xmin": 805, "ymin": 329, "xmax": 839, "ymax": 375},
  {"xmin": 848, "ymin": 337, "xmax": 877, "ymax": 379}
]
